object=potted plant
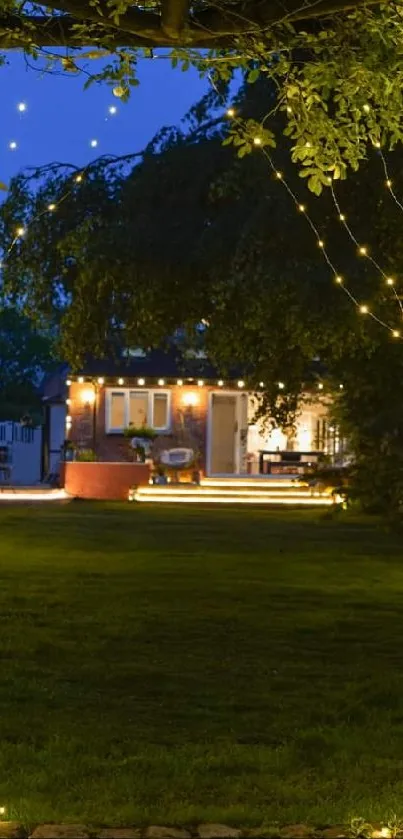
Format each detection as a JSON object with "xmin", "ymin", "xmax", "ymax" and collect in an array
[
  {"xmin": 63, "ymin": 440, "xmax": 76, "ymax": 462},
  {"xmin": 123, "ymin": 425, "xmax": 158, "ymax": 462},
  {"xmin": 76, "ymin": 448, "xmax": 97, "ymax": 462}
]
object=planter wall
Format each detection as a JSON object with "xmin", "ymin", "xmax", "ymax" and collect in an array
[{"xmin": 64, "ymin": 461, "xmax": 150, "ymax": 501}]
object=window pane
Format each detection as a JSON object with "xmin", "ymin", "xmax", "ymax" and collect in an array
[
  {"xmin": 153, "ymin": 393, "xmax": 168, "ymax": 429},
  {"xmin": 129, "ymin": 392, "xmax": 148, "ymax": 428},
  {"xmin": 110, "ymin": 392, "xmax": 125, "ymax": 429}
]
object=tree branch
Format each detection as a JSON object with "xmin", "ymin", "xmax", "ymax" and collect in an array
[{"xmin": 0, "ymin": 0, "xmax": 381, "ymax": 51}]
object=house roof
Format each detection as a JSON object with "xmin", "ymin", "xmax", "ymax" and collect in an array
[{"xmin": 79, "ymin": 349, "xmax": 240, "ymax": 381}]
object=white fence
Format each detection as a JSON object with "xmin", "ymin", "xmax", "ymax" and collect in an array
[{"xmin": 0, "ymin": 422, "xmax": 42, "ymax": 485}]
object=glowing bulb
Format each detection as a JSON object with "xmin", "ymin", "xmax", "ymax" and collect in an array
[
  {"xmin": 113, "ymin": 85, "xmax": 126, "ymax": 98},
  {"xmin": 66, "ymin": 398, "xmax": 71, "ymax": 405},
  {"xmin": 238, "ymin": 380, "xmax": 245, "ymax": 388},
  {"xmin": 197, "ymin": 380, "xmax": 204, "ymax": 387},
  {"xmin": 339, "ymin": 214, "xmax": 346, "ymax": 222},
  {"xmin": 118, "ymin": 377, "xmax": 124, "ymax": 385},
  {"xmin": 318, "ymin": 240, "xmax": 324, "ymax": 248},
  {"xmin": 48, "ymin": 203, "xmax": 56, "ymax": 211},
  {"xmin": 108, "ymin": 105, "xmax": 117, "ymax": 115},
  {"xmin": 339, "ymin": 384, "xmax": 344, "ymax": 390},
  {"xmin": 158, "ymin": 378, "xmax": 165, "ymax": 386},
  {"xmin": 253, "ymin": 137, "xmax": 262, "ymax": 146},
  {"xmin": 386, "ymin": 277, "xmax": 394, "ymax": 286},
  {"xmin": 66, "ymin": 379, "xmax": 72, "ymax": 386},
  {"xmin": 9, "ymin": 141, "xmax": 17, "ymax": 150},
  {"xmin": 78, "ymin": 376, "xmax": 84, "ymax": 384},
  {"xmin": 75, "ymin": 174, "xmax": 83, "ymax": 183},
  {"xmin": 66, "ymin": 415, "xmax": 72, "ymax": 425},
  {"xmin": 259, "ymin": 381, "xmax": 264, "ymax": 387},
  {"xmin": 286, "ymin": 106, "xmax": 292, "ymax": 114},
  {"xmin": 82, "ymin": 389, "xmax": 96, "ymax": 405},
  {"xmin": 373, "ymin": 140, "xmax": 381, "ymax": 149},
  {"xmin": 278, "ymin": 382, "xmax": 285, "ymax": 390},
  {"xmin": 359, "ymin": 246, "xmax": 367, "ymax": 256},
  {"xmin": 17, "ymin": 102, "xmax": 26, "ymax": 112},
  {"xmin": 177, "ymin": 379, "xmax": 183, "ymax": 386},
  {"xmin": 226, "ymin": 107, "xmax": 235, "ymax": 118},
  {"xmin": 359, "ymin": 305, "xmax": 369, "ymax": 314},
  {"xmin": 90, "ymin": 139, "xmax": 98, "ymax": 148},
  {"xmin": 305, "ymin": 141, "xmax": 311, "ymax": 148},
  {"xmin": 335, "ymin": 275, "xmax": 343, "ymax": 284},
  {"xmin": 298, "ymin": 204, "xmax": 306, "ymax": 212},
  {"xmin": 386, "ymin": 179, "xmax": 392, "ymax": 188},
  {"xmin": 392, "ymin": 330, "xmax": 400, "ymax": 338},
  {"xmin": 218, "ymin": 380, "xmax": 224, "ymax": 387},
  {"xmin": 318, "ymin": 383, "xmax": 324, "ymax": 390},
  {"xmin": 137, "ymin": 378, "xmax": 145, "ymax": 386},
  {"xmin": 16, "ymin": 226, "xmax": 25, "ymax": 237},
  {"xmin": 97, "ymin": 377, "xmax": 104, "ymax": 385},
  {"xmin": 276, "ymin": 171, "xmax": 283, "ymax": 179},
  {"xmin": 363, "ymin": 103, "xmax": 370, "ymax": 113},
  {"xmin": 0, "ymin": 806, "xmax": 7, "ymax": 816}
]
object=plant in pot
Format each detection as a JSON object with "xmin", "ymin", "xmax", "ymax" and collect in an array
[
  {"xmin": 123, "ymin": 425, "xmax": 158, "ymax": 463},
  {"xmin": 63, "ymin": 440, "xmax": 77, "ymax": 461}
]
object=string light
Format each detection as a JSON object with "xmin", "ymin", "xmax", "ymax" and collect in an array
[
  {"xmin": 278, "ymin": 382, "xmax": 285, "ymax": 390},
  {"xmin": 218, "ymin": 380, "xmax": 224, "ymax": 386},
  {"xmin": 339, "ymin": 384, "xmax": 344, "ymax": 389},
  {"xmin": 238, "ymin": 380, "xmax": 245, "ymax": 388},
  {"xmin": 9, "ymin": 141, "xmax": 17, "ymax": 150},
  {"xmin": 75, "ymin": 173, "xmax": 83, "ymax": 183},
  {"xmin": 177, "ymin": 379, "xmax": 183, "ymax": 386},
  {"xmin": 339, "ymin": 214, "xmax": 346, "ymax": 222},
  {"xmin": 97, "ymin": 377, "xmax": 104, "ymax": 385},
  {"xmin": 17, "ymin": 102, "xmax": 26, "ymax": 112},
  {"xmin": 158, "ymin": 378, "xmax": 165, "ymax": 386},
  {"xmin": 286, "ymin": 106, "xmax": 292, "ymax": 114},
  {"xmin": 358, "ymin": 246, "xmax": 368, "ymax": 256},
  {"xmin": 386, "ymin": 277, "xmax": 394, "ymax": 286},
  {"xmin": 363, "ymin": 103, "xmax": 371, "ymax": 113},
  {"xmin": 137, "ymin": 378, "xmax": 145, "ymax": 386},
  {"xmin": 335, "ymin": 275, "xmax": 343, "ymax": 284},
  {"xmin": 359, "ymin": 304, "xmax": 369, "ymax": 314},
  {"xmin": 197, "ymin": 379, "xmax": 204, "ymax": 386},
  {"xmin": 318, "ymin": 240, "xmax": 324, "ymax": 248},
  {"xmin": 392, "ymin": 329, "xmax": 401, "ymax": 338},
  {"xmin": 275, "ymin": 171, "xmax": 283, "ymax": 179},
  {"xmin": 90, "ymin": 139, "xmax": 98, "ymax": 148},
  {"xmin": 78, "ymin": 376, "xmax": 84, "ymax": 383},
  {"xmin": 259, "ymin": 381, "xmax": 264, "ymax": 387},
  {"xmin": 118, "ymin": 377, "xmax": 124, "ymax": 385},
  {"xmin": 298, "ymin": 204, "xmax": 306, "ymax": 213},
  {"xmin": 108, "ymin": 106, "xmax": 117, "ymax": 115},
  {"xmin": 386, "ymin": 179, "xmax": 392, "ymax": 188},
  {"xmin": 253, "ymin": 137, "xmax": 262, "ymax": 146},
  {"xmin": 66, "ymin": 379, "xmax": 72, "ymax": 386},
  {"xmin": 227, "ymin": 107, "xmax": 235, "ymax": 118},
  {"xmin": 318, "ymin": 383, "xmax": 324, "ymax": 390},
  {"xmin": 48, "ymin": 203, "xmax": 56, "ymax": 212},
  {"xmin": 16, "ymin": 226, "xmax": 25, "ymax": 237}
]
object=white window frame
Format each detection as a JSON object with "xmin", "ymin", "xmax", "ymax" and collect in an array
[{"xmin": 106, "ymin": 388, "xmax": 171, "ymax": 434}]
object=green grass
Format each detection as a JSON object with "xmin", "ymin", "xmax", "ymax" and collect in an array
[{"xmin": 0, "ymin": 502, "xmax": 402, "ymax": 828}]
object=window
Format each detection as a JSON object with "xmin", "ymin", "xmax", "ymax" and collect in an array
[{"xmin": 106, "ymin": 389, "xmax": 170, "ymax": 433}]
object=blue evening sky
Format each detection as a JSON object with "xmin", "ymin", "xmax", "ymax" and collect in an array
[{"xmin": 2, "ymin": 53, "xmax": 208, "ymax": 183}]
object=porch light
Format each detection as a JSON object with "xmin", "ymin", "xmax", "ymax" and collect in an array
[
  {"xmin": 118, "ymin": 378, "xmax": 124, "ymax": 385},
  {"xmin": 82, "ymin": 389, "xmax": 96, "ymax": 405},
  {"xmin": 182, "ymin": 392, "xmax": 199, "ymax": 407},
  {"xmin": 97, "ymin": 377, "xmax": 104, "ymax": 385},
  {"xmin": 237, "ymin": 380, "xmax": 245, "ymax": 388},
  {"xmin": 137, "ymin": 378, "xmax": 145, "ymax": 386},
  {"xmin": 158, "ymin": 378, "xmax": 165, "ymax": 386}
]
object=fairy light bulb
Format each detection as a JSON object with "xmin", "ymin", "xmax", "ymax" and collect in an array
[
  {"xmin": 259, "ymin": 381, "xmax": 264, "ymax": 387},
  {"xmin": 16, "ymin": 226, "xmax": 25, "ymax": 237},
  {"xmin": 197, "ymin": 380, "xmax": 204, "ymax": 387},
  {"xmin": 278, "ymin": 382, "xmax": 285, "ymax": 390},
  {"xmin": 90, "ymin": 139, "xmax": 98, "ymax": 148},
  {"xmin": 286, "ymin": 106, "xmax": 292, "ymax": 114},
  {"xmin": 318, "ymin": 383, "xmax": 324, "ymax": 390},
  {"xmin": 298, "ymin": 204, "xmax": 306, "ymax": 213},
  {"xmin": 17, "ymin": 102, "xmax": 26, "ymax": 112},
  {"xmin": 75, "ymin": 173, "xmax": 83, "ymax": 183},
  {"xmin": 386, "ymin": 277, "xmax": 394, "ymax": 286},
  {"xmin": 137, "ymin": 378, "xmax": 145, "ymax": 386},
  {"xmin": 359, "ymin": 305, "xmax": 369, "ymax": 314},
  {"xmin": 392, "ymin": 330, "xmax": 400, "ymax": 338},
  {"xmin": 48, "ymin": 203, "xmax": 56, "ymax": 212},
  {"xmin": 226, "ymin": 107, "xmax": 235, "ymax": 118},
  {"xmin": 97, "ymin": 377, "xmax": 104, "ymax": 385},
  {"xmin": 386, "ymin": 179, "xmax": 392, "ymax": 188},
  {"xmin": 339, "ymin": 384, "xmax": 344, "ymax": 390},
  {"xmin": 78, "ymin": 376, "xmax": 84, "ymax": 384},
  {"xmin": 305, "ymin": 141, "xmax": 311, "ymax": 148},
  {"xmin": 335, "ymin": 275, "xmax": 343, "ymax": 284},
  {"xmin": 318, "ymin": 240, "xmax": 324, "ymax": 248},
  {"xmin": 358, "ymin": 246, "xmax": 368, "ymax": 256},
  {"xmin": 276, "ymin": 171, "xmax": 283, "ymax": 180},
  {"xmin": 118, "ymin": 378, "xmax": 124, "ymax": 385},
  {"xmin": 108, "ymin": 105, "xmax": 117, "ymax": 115},
  {"xmin": 218, "ymin": 380, "xmax": 224, "ymax": 387},
  {"xmin": 158, "ymin": 378, "xmax": 165, "ymax": 386},
  {"xmin": 9, "ymin": 141, "xmax": 17, "ymax": 150},
  {"xmin": 339, "ymin": 214, "xmax": 346, "ymax": 222},
  {"xmin": 177, "ymin": 379, "xmax": 183, "ymax": 386},
  {"xmin": 238, "ymin": 380, "xmax": 245, "ymax": 388},
  {"xmin": 363, "ymin": 103, "xmax": 370, "ymax": 113},
  {"xmin": 373, "ymin": 140, "xmax": 381, "ymax": 149},
  {"xmin": 253, "ymin": 137, "xmax": 262, "ymax": 146}
]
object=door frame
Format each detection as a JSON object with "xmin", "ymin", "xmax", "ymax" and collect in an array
[{"xmin": 206, "ymin": 390, "xmax": 247, "ymax": 476}]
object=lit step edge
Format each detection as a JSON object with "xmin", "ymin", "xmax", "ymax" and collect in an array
[
  {"xmin": 134, "ymin": 494, "xmax": 336, "ymax": 506},
  {"xmin": 137, "ymin": 488, "xmax": 329, "ymax": 498},
  {"xmin": 201, "ymin": 480, "xmax": 308, "ymax": 488}
]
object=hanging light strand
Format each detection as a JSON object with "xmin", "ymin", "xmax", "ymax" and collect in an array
[
  {"xmin": 379, "ymin": 148, "xmax": 403, "ymax": 215},
  {"xmin": 329, "ymin": 181, "xmax": 403, "ymax": 318}
]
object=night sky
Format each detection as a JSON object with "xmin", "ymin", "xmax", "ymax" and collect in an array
[{"xmin": 2, "ymin": 53, "xmax": 208, "ymax": 184}]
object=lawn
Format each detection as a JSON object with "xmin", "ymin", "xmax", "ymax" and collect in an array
[{"xmin": 0, "ymin": 502, "xmax": 402, "ymax": 829}]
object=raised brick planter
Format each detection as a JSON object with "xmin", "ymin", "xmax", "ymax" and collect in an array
[{"xmin": 64, "ymin": 461, "xmax": 150, "ymax": 501}]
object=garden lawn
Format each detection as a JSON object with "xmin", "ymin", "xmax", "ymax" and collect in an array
[{"xmin": 0, "ymin": 503, "xmax": 402, "ymax": 828}]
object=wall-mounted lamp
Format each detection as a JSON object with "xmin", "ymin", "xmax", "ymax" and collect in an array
[
  {"xmin": 82, "ymin": 389, "xmax": 96, "ymax": 406},
  {"xmin": 182, "ymin": 392, "xmax": 199, "ymax": 407}
]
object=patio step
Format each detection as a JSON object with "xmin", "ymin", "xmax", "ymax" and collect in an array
[{"xmin": 132, "ymin": 482, "xmax": 338, "ymax": 506}]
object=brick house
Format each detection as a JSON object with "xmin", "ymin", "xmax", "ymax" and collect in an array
[{"xmin": 55, "ymin": 348, "xmax": 341, "ymax": 500}]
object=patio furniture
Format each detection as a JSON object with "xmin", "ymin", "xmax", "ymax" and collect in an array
[{"xmin": 258, "ymin": 450, "xmax": 321, "ymax": 475}]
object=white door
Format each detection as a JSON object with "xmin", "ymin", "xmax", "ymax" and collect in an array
[{"xmin": 209, "ymin": 393, "xmax": 238, "ymax": 474}]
